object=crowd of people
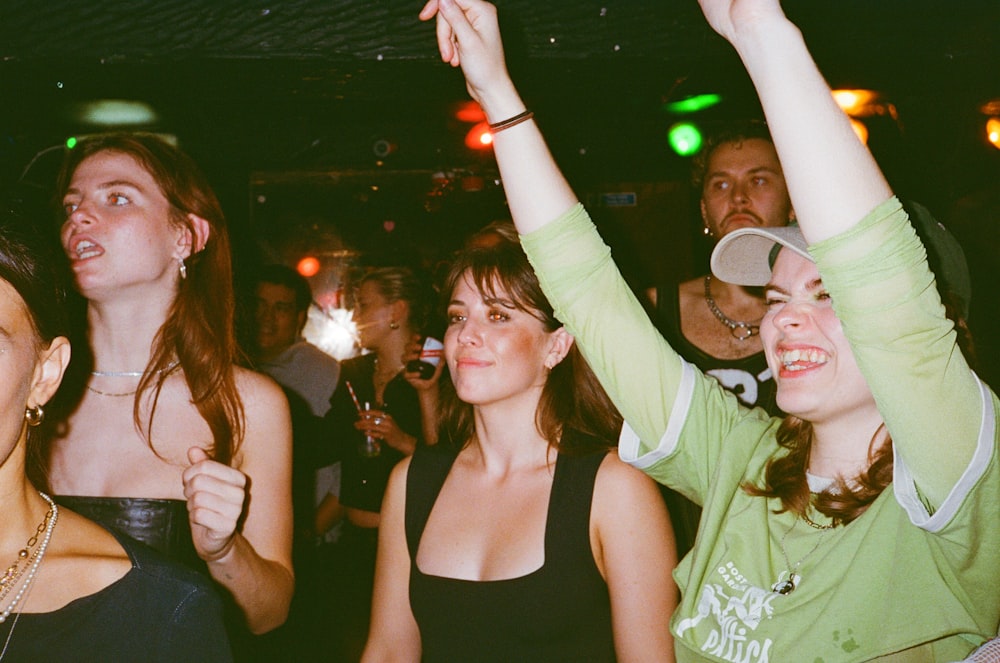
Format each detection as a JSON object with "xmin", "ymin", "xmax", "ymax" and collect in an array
[{"xmin": 0, "ymin": 0, "xmax": 995, "ymax": 660}]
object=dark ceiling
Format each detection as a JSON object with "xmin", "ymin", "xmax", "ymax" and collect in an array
[
  {"xmin": 1, "ymin": 0, "xmax": 998, "ymax": 223},
  {"xmin": 3, "ymin": 0, "xmax": 998, "ymax": 381}
]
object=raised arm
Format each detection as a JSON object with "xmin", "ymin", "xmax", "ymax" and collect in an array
[
  {"xmin": 703, "ymin": 0, "xmax": 991, "ymax": 509},
  {"xmin": 419, "ymin": 0, "xmax": 719, "ymax": 451},
  {"xmin": 420, "ymin": 0, "xmax": 577, "ymax": 232},
  {"xmin": 697, "ymin": 0, "xmax": 891, "ymax": 241}
]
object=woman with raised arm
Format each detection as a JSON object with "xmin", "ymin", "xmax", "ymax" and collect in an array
[
  {"xmin": 422, "ymin": 0, "xmax": 999, "ymax": 659},
  {"xmin": 0, "ymin": 192, "xmax": 231, "ymax": 661},
  {"xmin": 362, "ymin": 238, "xmax": 676, "ymax": 662},
  {"xmin": 48, "ymin": 134, "xmax": 294, "ymax": 639}
]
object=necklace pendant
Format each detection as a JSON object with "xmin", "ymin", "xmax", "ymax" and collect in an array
[
  {"xmin": 771, "ymin": 572, "xmax": 799, "ymax": 595},
  {"xmin": 729, "ymin": 322, "xmax": 758, "ymax": 341}
]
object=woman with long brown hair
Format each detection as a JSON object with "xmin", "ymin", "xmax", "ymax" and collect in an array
[
  {"xmin": 421, "ymin": 0, "xmax": 998, "ymax": 658},
  {"xmin": 362, "ymin": 239, "xmax": 676, "ymax": 662},
  {"xmin": 47, "ymin": 134, "xmax": 293, "ymax": 637},
  {"xmin": 0, "ymin": 189, "xmax": 231, "ymax": 661}
]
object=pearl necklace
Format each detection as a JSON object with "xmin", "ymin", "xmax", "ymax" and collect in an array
[
  {"xmin": 703, "ymin": 275, "xmax": 760, "ymax": 341},
  {"xmin": 0, "ymin": 492, "xmax": 59, "ymax": 660},
  {"xmin": 0, "ymin": 493, "xmax": 58, "ymax": 623}
]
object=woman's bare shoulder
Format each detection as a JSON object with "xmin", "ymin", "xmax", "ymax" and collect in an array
[
  {"xmin": 230, "ymin": 365, "xmax": 291, "ymax": 469},
  {"xmin": 594, "ymin": 451, "xmax": 662, "ymax": 501},
  {"xmin": 233, "ymin": 365, "xmax": 288, "ymax": 407},
  {"xmin": 40, "ymin": 509, "xmax": 133, "ymax": 610}
]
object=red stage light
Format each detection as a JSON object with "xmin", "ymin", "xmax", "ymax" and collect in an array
[
  {"xmin": 465, "ymin": 122, "xmax": 493, "ymax": 150},
  {"xmin": 455, "ymin": 101, "xmax": 486, "ymax": 123},
  {"xmin": 297, "ymin": 256, "xmax": 321, "ymax": 277}
]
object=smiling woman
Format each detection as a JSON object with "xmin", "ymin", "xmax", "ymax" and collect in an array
[
  {"xmin": 362, "ymin": 238, "xmax": 678, "ymax": 662},
  {"xmin": 422, "ymin": 0, "xmax": 1000, "ymax": 658}
]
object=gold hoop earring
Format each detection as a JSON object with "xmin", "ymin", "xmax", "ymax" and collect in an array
[{"xmin": 25, "ymin": 404, "xmax": 44, "ymax": 427}]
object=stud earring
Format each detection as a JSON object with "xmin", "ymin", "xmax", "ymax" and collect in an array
[{"xmin": 389, "ymin": 321, "xmax": 399, "ymax": 330}]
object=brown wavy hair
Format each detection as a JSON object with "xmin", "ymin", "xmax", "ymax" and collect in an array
[
  {"xmin": 56, "ymin": 133, "xmax": 244, "ymax": 464},
  {"xmin": 742, "ymin": 417, "xmax": 892, "ymax": 525},
  {"xmin": 438, "ymin": 239, "xmax": 621, "ymax": 454}
]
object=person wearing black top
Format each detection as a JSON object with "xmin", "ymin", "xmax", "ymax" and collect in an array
[
  {"xmin": 322, "ymin": 266, "xmax": 438, "ymax": 661},
  {"xmin": 0, "ymin": 193, "xmax": 230, "ymax": 661},
  {"xmin": 363, "ymin": 235, "xmax": 677, "ymax": 661}
]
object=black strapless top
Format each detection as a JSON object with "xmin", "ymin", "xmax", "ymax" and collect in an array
[{"xmin": 54, "ymin": 496, "xmax": 204, "ymax": 573}]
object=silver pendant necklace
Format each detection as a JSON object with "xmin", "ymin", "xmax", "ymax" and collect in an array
[
  {"xmin": 704, "ymin": 275, "xmax": 760, "ymax": 341},
  {"xmin": 771, "ymin": 517, "xmax": 832, "ymax": 595}
]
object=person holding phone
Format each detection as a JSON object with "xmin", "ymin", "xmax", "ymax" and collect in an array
[
  {"xmin": 419, "ymin": 0, "xmax": 998, "ymax": 658},
  {"xmin": 321, "ymin": 265, "xmax": 440, "ymax": 660}
]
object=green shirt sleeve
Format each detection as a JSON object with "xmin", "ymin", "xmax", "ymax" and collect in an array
[
  {"xmin": 810, "ymin": 196, "xmax": 989, "ymax": 511},
  {"xmin": 521, "ymin": 204, "xmax": 686, "ymax": 450}
]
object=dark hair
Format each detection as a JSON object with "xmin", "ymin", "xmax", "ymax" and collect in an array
[
  {"xmin": 357, "ymin": 266, "xmax": 434, "ymax": 336},
  {"xmin": 258, "ymin": 264, "xmax": 313, "ymax": 314},
  {"xmin": 438, "ymin": 240, "xmax": 622, "ymax": 453},
  {"xmin": 691, "ymin": 119, "xmax": 775, "ymax": 191},
  {"xmin": 0, "ymin": 189, "xmax": 68, "ymax": 345},
  {"xmin": 56, "ymin": 133, "xmax": 243, "ymax": 464},
  {"xmin": 0, "ymin": 187, "xmax": 70, "ymax": 481}
]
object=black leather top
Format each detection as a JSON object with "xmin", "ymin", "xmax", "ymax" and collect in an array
[{"xmin": 55, "ymin": 495, "xmax": 204, "ymax": 573}]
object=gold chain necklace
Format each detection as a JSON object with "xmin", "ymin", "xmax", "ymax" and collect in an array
[
  {"xmin": 372, "ymin": 356, "xmax": 403, "ymax": 393},
  {"xmin": 0, "ymin": 496, "xmax": 55, "ymax": 602},
  {"xmin": 0, "ymin": 493, "xmax": 59, "ymax": 661}
]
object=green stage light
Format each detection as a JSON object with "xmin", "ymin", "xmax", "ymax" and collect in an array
[
  {"xmin": 663, "ymin": 94, "xmax": 722, "ymax": 115},
  {"xmin": 668, "ymin": 123, "xmax": 703, "ymax": 156}
]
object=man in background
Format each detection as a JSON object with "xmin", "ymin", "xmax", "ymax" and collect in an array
[{"xmin": 252, "ymin": 264, "xmax": 343, "ymax": 660}]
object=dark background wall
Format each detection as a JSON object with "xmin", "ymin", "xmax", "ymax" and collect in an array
[{"xmin": 2, "ymin": 0, "xmax": 998, "ymax": 381}]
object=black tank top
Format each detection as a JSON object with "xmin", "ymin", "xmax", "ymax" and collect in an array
[
  {"xmin": 654, "ymin": 282, "xmax": 779, "ymax": 415},
  {"xmin": 406, "ymin": 439, "xmax": 616, "ymax": 662}
]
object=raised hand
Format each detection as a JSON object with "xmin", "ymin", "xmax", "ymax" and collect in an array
[
  {"xmin": 419, "ymin": 0, "xmax": 513, "ymax": 113},
  {"xmin": 183, "ymin": 446, "xmax": 249, "ymax": 562},
  {"xmin": 697, "ymin": 0, "xmax": 785, "ymax": 43}
]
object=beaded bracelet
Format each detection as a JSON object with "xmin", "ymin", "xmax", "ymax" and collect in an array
[{"xmin": 488, "ymin": 110, "xmax": 534, "ymax": 134}]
